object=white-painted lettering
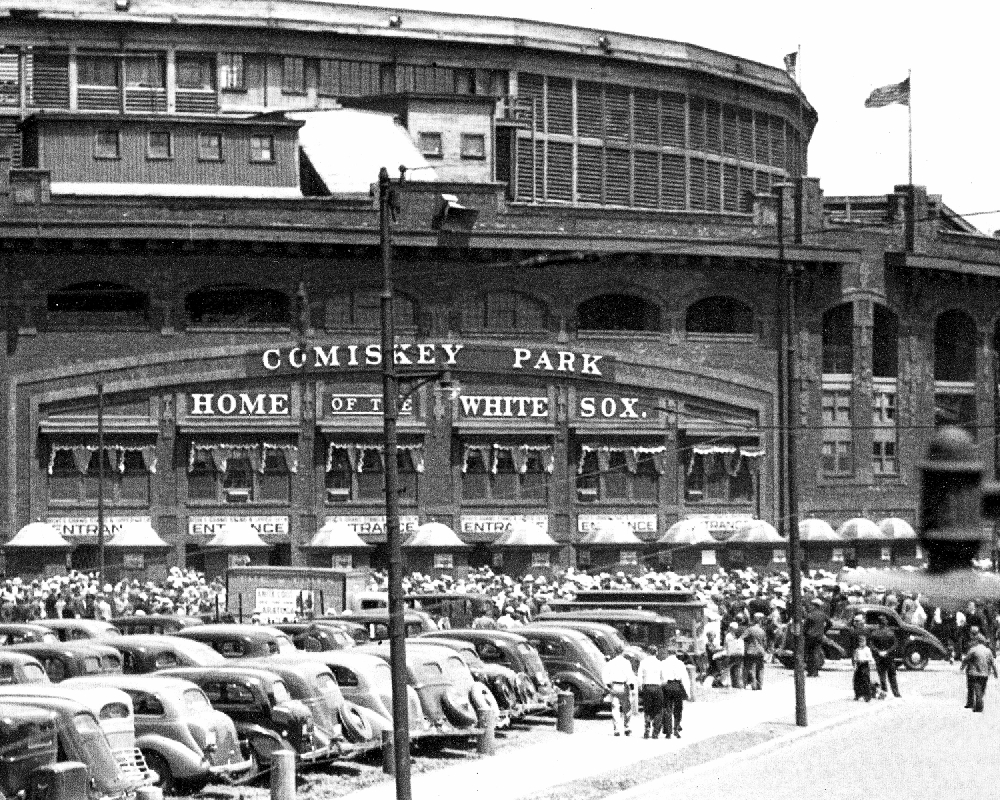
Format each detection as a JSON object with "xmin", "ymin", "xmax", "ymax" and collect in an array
[
  {"xmin": 191, "ymin": 394, "xmax": 214, "ymax": 415},
  {"xmin": 601, "ymin": 397, "xmax": 616, "ymax": 417},
  {"xmin": 394, "ymin": 343, "xmax": 413, "ymax": 365},
  {"xmin": 217, "ymin": 394, "xmax": 236, "ymax": 414},
  {"xmin": 581, "ymin": 353, "xmax": 603, "ymax": 375},
  {"xmin": 347, "ymin": 345, "xmax": 360, "ymax": 366},
  {"xmin": 557, "ymin": 351, "xmax": 576, "ymax": 372},
  {"xmin": 619, "ymin": 398, "xmax": 639, "ymax": 418},
  {"xmin": 289, "ymin": 348, "xmax": 306, "ymax": 369},
  {"xmin": 312, "ymin": 346, "xmax": 340, "ymax": 368},
  {"xmin": 262, "ymin": 349, "xmax": 281, "ymax": 370},
  {"xmin": 240, "ymin": 394, "xmax": 266, "ymax": 415},
  {"xmin": 512, "ymin": 348, "xmax": 531, "ymax": 369},
  {"xmin": 365, "ymin": 344, "xmax": 382, "ymax": 365},
  {"xmin": 269, "ymin": 394, "xmax": 289, "ymax": 415},
  {"xmin": 418, "ymin": 344, "xmax": 436, "ymax": 365},
  {"xmin": 531, "ymin": 398, "xmax": 549, "ymax": 417},
  {"xmin": 441, "ymin": 343, "xmax": 465, "ymax": 364},
  {"xmin": 580, "ymin": 397, "xmax": 595, "ymax": 418},
  {"xmin": 460, "ymin": 396, "xmax": 482, "ymax": 415},
  {"xmin": 533, "ymin": 351, "xmax": 554, "ymax": 371}
]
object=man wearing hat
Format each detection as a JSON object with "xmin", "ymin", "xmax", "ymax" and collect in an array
[
  {"xmin": 804, "ymin": 597, "xmax": 831, "ymax": 677},
  {"xmin": 658, "ymin": 643, "xmax": 691, "ymax": 738},
  {"xmin": 744, "ymin": 613, "xmax": 768, "ymax": 690}
]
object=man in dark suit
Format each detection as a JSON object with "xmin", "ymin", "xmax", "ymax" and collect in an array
[
  {"xmin": 803, "ymin": 597, "xmax": 831, "ymax": 677},
  {"xmin": 870, "ymin": 615, "xmax": 901, "ymax": 698}
]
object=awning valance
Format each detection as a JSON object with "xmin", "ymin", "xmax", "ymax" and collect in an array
[
  {"xmin": 578, "ymin": 445, "xmax": 667, "ymax": 475},
  {"xmin": 189, "ymin": 443, "xmax": 298, "ymax": 474},
  {"xmin": 48, "ymin": 444, "xmax": 157, "ymax": 475},
  {"xmin": 687, "ymin": 445, "xmax": 764, "ymax": 476},
  {"xmin": 326, "ymin": 443, "xmax": 425, "ymax": 473},
  {"xmin": 462, "ymin": 444, "xmax": 554, "ymax": 474}
]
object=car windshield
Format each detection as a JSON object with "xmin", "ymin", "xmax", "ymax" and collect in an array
[
  {"xmin": 517, "ymin": 642, "xmax": 545, "ymax": 673},
  {"xmin": 81, "ymin": 657, "xmax": 102, "ymax": 675},
  {"xmin": 578, "ymin": 634, "xmax": 613, "ymax": 664},
  {"xmin": 183, "ymin": 689, "xmax": 212, "ymax": 716},
  {"xmin": 21, "ymin": 664, "xmax": 48, "ymax": 684},
  {"xmin": 271, "ymin": 680, "xmax": 291, "ymax": 704}
]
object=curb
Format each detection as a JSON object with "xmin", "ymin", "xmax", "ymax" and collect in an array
[{"xmin": 602, "ymin": 697, "xmax": 898, "ymax": 800}]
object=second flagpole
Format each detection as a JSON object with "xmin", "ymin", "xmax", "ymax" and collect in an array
[{"xmin": 908, "ymin": 68, "xmax": 913, "ymax": 186}]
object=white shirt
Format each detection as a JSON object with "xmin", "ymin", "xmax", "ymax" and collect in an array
[
  {"xmin": 602, "ymin": 654, "xmax": 636, "ymax": 687},
  {"xmin": 637, "ymin": 654, "xmax": 662, "ymax": 685},
  {"xmin": 659, "ymin": 655, "xmax": 691, "ymax": 696}
]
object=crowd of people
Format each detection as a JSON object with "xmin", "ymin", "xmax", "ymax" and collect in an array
[{"xmin": 0, "ymin": 568, "xmax": 226, "ymax": 622}]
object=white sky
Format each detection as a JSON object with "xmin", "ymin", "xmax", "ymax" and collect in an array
[{"xmin": 348, "ymin": 0, "xmax": 1000, "ymax": 234}]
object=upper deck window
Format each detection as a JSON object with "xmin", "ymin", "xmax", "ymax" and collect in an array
[
  {"xmin": 220, "ymin": 53, "xmax": 245, "ymax": 91},
  {"xmin": 177, "ymin": 55, "xmax": 215, "ymax": 90},
  {"xmin": 282, "ymin": 57, "xmax": 306, "ymax": 95},
  {"xmin": 78, "ymin": 55, "xmax": 119, "ymax": 87}
]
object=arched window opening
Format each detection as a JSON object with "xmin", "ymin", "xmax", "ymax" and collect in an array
[
  {"xmin": 576, "ymin": 294, "xmax": 660, "ymax": 332},
  {"xmin": 325, "ymin": 290, "xmax": 416, "ymax": 329},
  {"xmin": 185, "ymin": 285, "xmax": 289, "ymax": 328},
  {"xmin": 47, "ymin": 282, "xmax": 149, "ymax": 327},
  {"xmin": 822, "ymin": 304, "xmax": 853, "ymax": 375},
  {"xmin": 934, "ymin": 310, "xmax": 976, "ymax": 382},
  {"xmin": 872, "ymin": 304, "xmax": 899, "ymax": 379},
  {"xmin": 465, "ymin": 291, "xmax": 547, "ymax": 331},
  {"xmin": 685, "ymin": 296, "xmax": 754, "ymax": 335}
]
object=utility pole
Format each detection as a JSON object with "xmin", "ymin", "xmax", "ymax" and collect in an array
[
  {"xmin": 776, "ymin": 183, "xmax": 807, "ymax": 727},
  {"xmin": 379, "ymin": 166, "xmax": 411, "ymax": 800},
  {"xmin": 97, "ymin": 380, "xmax": 105, "ymax": 587}
]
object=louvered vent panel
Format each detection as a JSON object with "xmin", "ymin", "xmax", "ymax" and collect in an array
[
  {"xmin": 176, "ymin": 92, "xmax": 218, "ymax": 113},
  {"xmin": 738, "ymin": 166, "xmax": 755, "ymax": 212},
  {"xmin": 515, "ymin": 137, "xmax": 538, "ymax": 201},
  {"xmin": 633, "ymin": 151, "xmax": 659, "ymax": 208},
  {"xmin": 77, "ymin": 87, "xmax": 119, "ymax": 111},
  {"xmin": 723, "ymin": 163, "xmax": 738, "ymax": 212},
  {"xmin": 689, "ymin": 96, "xmax": 706, "ymax": 152},
  {"xmin": 661, "ymin": 92, "xmax": 686, "ymax": 148},
  {"xmin": 633, "ymin": 90, "xmax": 658, "ymax": 145},
  {"xmin": 29, "ymin": 51, "xmax": 69, "ymax": 108},
  {"xmin": 689, "ymin": 157, "xmax": 706, "ymax": 210},
  {"xmin": 125, "ymin": 88, "xmax": 166, "ymax": 112},
  {"xmin": 604, "ymin": 85, "xmax": 630, "ymax": 142},
  {"xmin": 753, "ymin": 111, "xmax": 769, "ymax": 164},
  {"xmin": 577, "ymin": 144, "xmax": 603, "ymax": 202},
  {"xmin": 546, "ymin": 140, "xmax": 573, "ymax": 201},
  {"xmin": 604, "ymin": 148, "xmax": 630, "ymax": 205},
  {"xmin": 661, "ymin": 153, "xmax": 686, "ymax": 209},
  {"xmin": 0, "ymin": 52, "xmax": 19, "ymax": 107},
  {"xmin": 769, "ymin": 115, "xmax": 785, "ymax": 168},
  {"xmin": 738, "ymin": 109, "xmax": 754, "ymax": 160},
  {"xmin": 518, "ymin": 73, "xmax": 545, "ymax": 132},
  {"xmin": 706, "ymin": 161, "xmax": 722, "ymax": 211},
  {"xmin": 546, "ymin": 76, "xmax": 572, "ymax": 135},
  {"xmin": 577, "ymin": 81, "xmax": 603, "ymax": 138},
  {"xmin": 0, "ymin": 116, "xmax": 21, "ymax": 166},
  {"xmin": 754, "ymin": 170, "xmax": 771, "ymax": 194},
  {"xmin": 704, "ymin": 99, "xmax": 721, "ymax": 154},
  {"xmin": 722, "ymin": 105, "xmax": 738, "ymax": 157}
]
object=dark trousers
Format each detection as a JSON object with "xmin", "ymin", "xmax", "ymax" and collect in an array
[
  {"xmin": 853, "ymin": 663, "xmax": 874, "ymax": 700},
  {"xmin": 745, "ymin": 653, "xmax": 765, "ymax": 690},
  {"xmin": 874, "ymin": 656, "xmax": 900, "ymax": 697},
  {"xmin": 661, "ymin": 683, "xmax": 685, "ymax": 736},
  {"xmin": 640, "ymin": 685, "xmax": 663, "ymax": 736},
  {"xmin": 805, "ymin": 637, "xmax": 824, "ymax": 676},
  {"xmin": 728, "ymin": 654, "xmax": 745, "ymax": 688},
  {"xmin": 969, "ymin": 676, "xmax": 989, "ymax": 712}
]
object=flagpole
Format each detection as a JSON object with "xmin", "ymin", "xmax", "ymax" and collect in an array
[
  {"xmin": 907, "ymin": 68, "xmax": 913, "ymax": 186},
  {"xmin": 797, "ymin": 44, "xmax": 802, "ymax": 91}
]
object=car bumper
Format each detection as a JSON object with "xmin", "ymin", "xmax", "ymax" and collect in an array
[{"xmin": 208, "ymin": 756, "xmax": 255, "ymax": 778}]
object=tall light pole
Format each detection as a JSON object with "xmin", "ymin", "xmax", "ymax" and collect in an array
[
  {"xmin": 379, "ymin": 166, "xmax": 411, "ymax": 800},
  {"xmin": 775, "ymin": 182, "xmax": 806, "ymax": 727},
  {"xmin": 97, "ymin": 379, "xmax": 106, "ymax": 586}
]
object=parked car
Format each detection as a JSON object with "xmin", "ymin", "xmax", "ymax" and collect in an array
[
  {"xmin": 519, "ymin": 626, "xmax": 609, "ymax": 716},
  {"xmin": 0, "ymin": 651, "xmax": 51, "ymax": 685},
  {"xmin": 104, "ymin": 635, "xmax": 225, "ymax": 674},
  {"xmin": 346, "ymin": 591, "xmax": 388, "ymax": 613},
  {"xmin": 0, "ymin": 702, "xmax": 89, "ymax": 800},
  {"xmin": 421, "ymin": 630, "xmax": 557, "ymax": 715},
  {"xmin": 403, "ymin": 593, "xmax": 494, "ymax": 629},
  {"xmin": 173, "ymin": 625, "xmax": 296, "ymax": 658},
  {"xmin": 158, "ymin": 664, "xmax": 327, "ymax": 779},
  {"xmin": 311, "ymin": 619, "xmax": 370, "ymax": 645},
  {"xmin": 238, "ymin": 656, "xmax": 374, "ymax": 757},
  {"xmin": 112, "ymin": 616, "xmax": 205, "ymax": 636},
  {"xmin": 536, "ymin": 609, "xmax": 682, "ymax": 652},
  {"xmin": 4, "ymin": 642, "xmax": 124, "ymax": 682},
  {"xmin": 417, "ymin": 637, "xmax": 524, "ymax": 724},
  {"xmin": 65, "ymin": 674, "xmax": 252, "ymax": 793},
  {"xmin": 333, "ymin": 611, "xmax": 438, "ymax": 641},
  {"xmin": 36, "ymin": 620, "xmax": 122, "ymax": 642},
  {"xmin": 274, "ymin": 623, "xmax": 356, "ymax": 652},
  {"xmin": 0, "ymin": 694, "xmax": 144, "ymax": 800},
  {"xmin": 530, "ymin": 619, "xmax": 643, "ymax": 667},
  {"xmin": 292, "ymin": 650, "xmax": 432, "ymax": 741},
  {"xmin": 0, "ymin": 684, "xmax": 154, "ymax": 787},
  {"xmin": 827, "ymin": 604, "xmax": 948, "ymax": 670},
  {"xmin": 356, "ymin": 642, "xmax": 480, "ymax": 737},
  {"xmin": 0, "ymin": 623, "xmax": 60, "ymax": 646}
]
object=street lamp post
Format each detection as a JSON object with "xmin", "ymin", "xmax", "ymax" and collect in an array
[
  {"xmin": 379, "ymin": 166, "xmax": 412, "ymax": 800},
  {"xmin": 775, "ymin": 183, "xmax": 806, "ymax": 727}
]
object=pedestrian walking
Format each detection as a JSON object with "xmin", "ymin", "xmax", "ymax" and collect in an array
[
  {"xmin": 724, "ymin": 621, "xmax": 745, "ymax": 689},
  {"xmin": 852, "ymin": 634, "xmax": 876, "ymax": 701},
  {"xmin": 637, "ymin": 645, "xmax": 664, "ymax": 738},
  {"xmin": 601, "ymin": 650, "xmax": 636, "ymax": 736},
  {"xmin": 659, "ymin": 643, "xmax": 691, "ymax": 739},
  {"xmin": 744, "ymin": 613, "xmax": 767, "ymax": 690},
  {"xmin": 962, "ymin": 634, "xmax": 998, "ymax": 713},
  {"xmin": 870, "ymin": 615, "xmax": 901, "ymax": 698},
  {"xmin": 804, "ymin": 597, "xmax": 831, "ymax": 677}
]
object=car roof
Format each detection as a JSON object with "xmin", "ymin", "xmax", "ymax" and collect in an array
[
  {"xmin": 304, "ymin": 651, "xmax": 386, "ymax": 670},
  {"xmin": 421, "ymin": 629, "xmax": 531, "ymax": 645},
  {"xmin": 176, "ymin": 624, "xmax": 288, "ymax": 640},
  {"xmin": 37, "ymin": 619, "xmax": 119, "ymax": 631},
  {"xmin": 0, "ymin": 694, "xmax": 91, "ymax": 716},
  {"xmin": 65, "ymin": 674, "xmax": 200, "ymax": 694},
  {"xmin": 112, "ymin": 615, "xmax": 204, "ymax": 627},
  {"xmin": 6, "ymin": 641, "xmax": 123, "ymax": 658},
  {"xmin": 538, "ymin": 609, "xmax": 677, "ymax": 623},
  {"xmin": 158, "ymin": 665, "xmax": 282, "ymax": 683},
  {"xmin": 336, "ymin": 610, "xmax": 433, "ymax": 622},
  {"xmin": 0, "ymin": 623, "xmax": 54, "ymax": 634},
  {"xmin": 519, "ymin": 625, "xmax": 591, "ymax": 643},
  {"xmin": 404, "ymin": 592, "xmax": 491, "ymax": 601},
  {"xmin": 0, "ymin": 651, "xmax": 46, "ymax": 667}
]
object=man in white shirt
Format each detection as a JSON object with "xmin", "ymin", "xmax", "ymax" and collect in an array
[
  {"xmin": 659, "ymin": 643, "xmax": 692, "ymax": 739},
  {"xmin": 601, "ymin": 650, "xmax": 637, "ymax": 737},
  {"xmin": 637, "ymin": 645, "xmax": 664, "ymax": 738}
]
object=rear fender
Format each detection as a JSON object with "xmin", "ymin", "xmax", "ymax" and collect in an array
[{"xmin": 135, "ymin": 734, "xmax": 207, "ymax": 781}]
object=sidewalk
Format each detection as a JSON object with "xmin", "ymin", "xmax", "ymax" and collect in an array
[{"xmin": 343, "ymin": 669, "xmax": 868, "ymax": 800}]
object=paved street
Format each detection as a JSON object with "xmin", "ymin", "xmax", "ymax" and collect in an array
[{"xmin": 609, "ymin": 662, "xmax": 982, "ymax": 800}]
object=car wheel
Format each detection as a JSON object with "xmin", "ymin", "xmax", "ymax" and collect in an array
[
  {"xmin": 142, "ymin": 750, "xmax": 174, "ymax": 794},
  {"xmin": 339, "ymin": 702, "xmax": 375, "ymax": 743},
  {"xmin": 903, "ymin": 643, "xmax": 928, "ymax": 671}
]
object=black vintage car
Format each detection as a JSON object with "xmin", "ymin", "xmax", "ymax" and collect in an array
[
  {"xmin": 112, "ymin": 616, "xmax": 205, "ymax": 636},
  {"xmin": 0, "ymin": 624, "xmax": 60, "ymax": 646},
  {"xmin": 173, "ymin": 625, "xmax": 297, "ymax": 658},
  {"xmin": 0, "ymin": 703, "xmax": 89, "ymax": 800},
  {"xmin": 103, "ymin": 635, "xmax": 225, "ymax": 673},
  {"xmin": 518, "ymin": 626, "xmax": 609, "ymax": 716},
  {"xmin": 159, "ymin": 664, "xmax": 329, "ymax": 779},
  {"xmin": 3, "ymin": 642, "xmax": 124, "ymax": 683},
  {"xmin": 274, "ymin": 623, "xmax": 356, "ymax": 652}
]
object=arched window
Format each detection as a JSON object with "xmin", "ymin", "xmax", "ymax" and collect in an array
[
  {"xmin": 47, "ymin": 282, "xmax": 149, "ymax": 327},
  {"xmin": 822, "ymin": 304, "xmax": 853, "ymax": 374},
  {"xmin": 685, "ymin": 296, "xmax": 754, "ymax": 335},
  {"xmin": 872, "ymin": 304, "xmax": 899, "ymax": 378},
  {"xmin": 465, "ymin": 291, "xmax": 547, "ymax": 331},
  {"xmin": 185, "ymin": 285, "xmax": 289, "ymax": 328},
  {"xmin": 934, "ymin": 310, "xmax": 976, "ymax": 382},
  {"xmin": 325, "ymin": 290, "xmax": 416, "ymax": 329},
  {"xmin": 576, "ymin": 294, "xmax": 660, "ymax": 332}
]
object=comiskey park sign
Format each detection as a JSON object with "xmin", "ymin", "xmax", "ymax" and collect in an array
[{"xmin": 250, "ymin": 342, "xmax": 615, "ymax": 381}]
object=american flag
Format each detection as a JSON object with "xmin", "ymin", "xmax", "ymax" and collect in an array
[
  {"xmin": 783, "ymin": 52, "xmax": 797, "ymax": 80},
  {"xmin": 865, "ymin": 77, "xmax": 910, "ymax": 108}
]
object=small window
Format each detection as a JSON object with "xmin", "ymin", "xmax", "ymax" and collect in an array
[
  {"xmin": 460, "ymin": 133, "xmax": 486, "ymax": 160},
  {"xmin": 176, "ymin": 55, "xmax": 214, "ymax": 90},
  {"xmin": 94, "ymin": 129, "xmax": 120, "ymax": 159},
  {"xmin": 219, "ymin": 640, "xmax": 245, "ymax": 657},
  {"xmin": 222, "ymin": 683, "xmax": 255, "ymax": 705},
  {"xmin": 220, "ymin": 53, "xmax": 245, "ymax": 91},
  {"xmin": 282, "ymin": 57, "xmax": 306, "ymax": 94},
  {"xmin": 147, "ymin": 131, "xmax": 172, "ymax": 159},
  {"xmin": 198, "ymin": 133, "xmax": 223, "ymax": 161},
  {"xmin": 418, "ymin": 132, "xmax": 443, "ymax": 158},
  {"xmin": 250, "ymin": 135, "xmax": 274, "ymax": 163},
  {"xmin": 331, "ymin": 666, "xmax": 359, "ymax": 687}
]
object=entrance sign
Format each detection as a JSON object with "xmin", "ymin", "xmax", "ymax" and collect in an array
[
  {"xmin": 460, "ymin": 515, "xmax": 548, "ymax": 536},
  {"xmin": 577, "ymin": 514, "xmax": 657, "ymax": 534},
  {"xmin": 188, "ymin": 516, "xmax": 289, "ymax": 539},
  {"xmin": 48, "ymin": 516, "xmax": 151, "ymax": 539},
  {"xmin": 324, "ymin": 515, "xmax": 420, "ymax": 537}
]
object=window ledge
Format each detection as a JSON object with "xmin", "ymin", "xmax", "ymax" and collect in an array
[
  {"xmin": 185, "ymin": 326, "xmax": 292, "ymax": 333},
  {"xmin": 577, "ymin": 330, "xmax": 662, "ymax": 340},
  {"xmin": 686, "ymin": 333, "xmax": 756, "ymax": 343}
]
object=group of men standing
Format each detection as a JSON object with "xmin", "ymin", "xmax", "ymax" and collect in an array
[{"xmin": 601, "ymin": 645, "xmax": 692, "ymax": 739}]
